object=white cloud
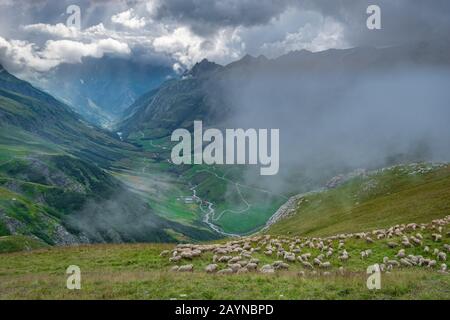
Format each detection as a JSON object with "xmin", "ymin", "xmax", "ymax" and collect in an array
[
  {"xmin": 111, "ymin": 9, "xmax": 147, "ymax": 29},
  {"xmin": 146, "ymin": 0, "xmax": 160, "ymax": 16},
  {"xmin": 260, "ymin": 17, "xmax": 348, "ymax": 56},
  {"xmin": 44, "ymin": 38, "xmax": 131, "ymax": 63},
  {"xmin": 22, "ymin": 23, "xmax": 79, "ymax": 38},
  {"xmin": 0, "ymin": 36, "xmax": 130, "ymax": 72},
  {"xmin": 1, "ymin": 2, "xmax": 348, "ymax": 76},
  {"xmin": 153, "ymin": 26, "xmax": 243, "ymax": 69}
]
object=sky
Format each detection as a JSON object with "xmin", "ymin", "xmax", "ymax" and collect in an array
[{"xmin": 0, "ymin": 0, "xmax": 449, "ymax": 77}]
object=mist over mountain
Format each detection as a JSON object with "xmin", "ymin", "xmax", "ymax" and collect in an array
[
  {"xmin": 119, "ymin": 41, "xmax": 450, "ymax": 193},
  {"xmin": 40, "ymin": 57, "xmax": 174, "ymax": 127}
]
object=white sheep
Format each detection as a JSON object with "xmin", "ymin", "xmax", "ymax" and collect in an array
[
  {"xmin": 260, "ymin": 264, "xmax": 275, "ymax": 274},
  {"xmin": 205, "ymin": 264, "xmax": 218, "ymax": 273},
  {"xmin": 396, "ymin": 249, "xmax": 406, "ymax": 258},
  {"xmin": 246, "ymin": 263, "xmax": 258, "ymax": 271},
  {"xmin": 159, "ymin": 250, "xmax": 170, "ymax": 257},
  {"xmin": 178, "ymin": 264, "xmax": 194, "ymax": 272},
  {"xmin": 437, "ymin": 252, "xmax": 447, "ymax": 261},
  {"xmin": 228, "ymin": 263, "xmax": 242, "ymax": 273},
  {"xmin": 217, "ymin": 268, "xmax": 234, "ymax": 275}
]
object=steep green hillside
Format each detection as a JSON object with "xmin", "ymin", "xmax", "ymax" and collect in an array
[
  {"xmin": 118, "ymin": 59, "xmax": 225, "ymax": 138},
  {"xmin": 0, "ymin": 65, "xmax": 217, "ymax": 245},
  {"xmin": 268, "ymin": 163, "xmax": 450, "ymax": 237},
  {"xmin": 0, "ymin": 235, "xmax": 48, "ymax": 254}
]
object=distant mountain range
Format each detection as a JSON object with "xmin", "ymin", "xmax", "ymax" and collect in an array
[
  {"xmin": 117, "ymin": 41, "xmax": 450, "ymax": 140},
  {"xmin": 40, "ymin": 57, "xmax": 174, "ymax": 127}
]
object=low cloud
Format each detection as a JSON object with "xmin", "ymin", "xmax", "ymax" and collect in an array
[
  {"xmin": 0, "ymin": 36, "xmax": 130, "ymax": 73},
  {"xmin": 111, "ymin": 9, "xmax": 147, "ymax": 30}
]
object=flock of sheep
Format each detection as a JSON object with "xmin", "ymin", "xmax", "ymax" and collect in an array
[{"xmin": 161, "ymin": 215, "xmax": 450, "ymax": 276}]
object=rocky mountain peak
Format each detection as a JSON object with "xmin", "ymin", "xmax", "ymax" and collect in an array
[{"xmin": 185, "ymin": 59, "xmax": 222, "ymax": 78}]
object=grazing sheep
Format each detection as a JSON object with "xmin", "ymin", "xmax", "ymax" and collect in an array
[
  {"xmin": 264, "ymin": 250, "xmax": 273, "ymax": 256},
  {"xmin": 396, "ymin": 249, "xmax": 406, "ymax": 258},
  {"xmin": 229, "ymin": 256, "xmax": 242, "ymax": 264},
  {"xmin": 191, "ymin": 249, "xmax": 202, "ymax": 257},
  {"xmin": 339, "ymin": 250, "xmax": 349, "ymax": 261},
  {"xmin": 178, "ymin": 264, "xmax": 194, "ymax": 272},
  {"xmin": 180, "ymin": 251, "xmax": 193, "ymax": 259},
  {"xmin": 260, "ymin": 265, "xmax": 275, "ymax": 274},
  {"xmin": 169, "ymin": 256, "xmax": 182, "ymax": 263},
  {"xmin": 407, "ymin": 255, "xmax": 419, "ymax": 265},
  {"xmin": 366, "ymin": 237, "xmax": 374, "ymax": 244},
  {"xmin": 218, "ymin": 256, "xmax": 232, "ymax": 263},
  {"xmin": 387, "ymin": 242, "xmax": 398, "ymax": 248},
  {"xmin": 246, "ymin": 263, "xmax": 258, "ymax": 271},
  {"xmin": 432, "ymin": 233, "xmax": 442, "ymax": 242},
  {"xmin": 437, "ymin": 252, "xmax": 447, "ymax": 261},
  {"xmin": 301, "ymin": 253, "xmax": 311, "ymax": 260},
  {"xmin": 277, "ymin": 262, "xmax": 290, "ymax": 270},
  {"xmin": 160, "ymin": 250, "xmax": 170, "ymax": 257},
  {"xmin": 205, "ymin": 264, "xmax": 218, "ymax": 273},
  {"xmin": 242, "ymin": 252, "xmax": 252, "ymax": 259},
  {"xmin": 387, "ymin": 259, "xmax": 400, "ymax": 267},
  {"xmin": 228, "ymin": 263, "xmax": 242, "ymax": 273},
  {"xmin": 217, "ymin": 268, "xmax": 234, "ymax": 275},
  {"xmin": 298, "ymin": 271, "xmax": 305, "ymax": 277},
  {"xmin": 361, "ymin": 250, "xmax": 372, "ymax": 259},
  {"xmin": 313, "ymin": 258, "xmax": 322, "ymax": 266},
  {"xmin": 320, "ymin": 262, "xmax": 331, "ymax": 269},
  {"xmin": 284, "ymin": 253, "xmax": 296, "ymax": 262},
  {"xmin": 249, "ymin": 258, "xmax": 260, "ymax": 264},
  {"xmin": 236, "ymin": 267, "xmax": 248, "ymax": 274},
  {"xmin": 401, "ymin": 239, "xmax": 412, "ymax": 248},
  {"xmin": 170, "ymin": 266, "xmax": 179, "ymax": 272},
  {"xmin": 424, "ymin": 246, "xmax": 430, "ymax": 253},
  {"xmin": 302, "ymin": 261, "xmax": 314, "ymax": 269},
  {"xmin": 428, "ymin": 260, "xmax": 437, "ymax": 268},
  {"xmin": 237, "ymin": 260, "xmax": 249, "ymax": 267},
  {"xmin": 400, "ymin": 258, "xmax": 413, "ymax": 267},
  {"xmin": 441, "ymin": 264, "xmax": 447, "ymax": 273},
  {"xmin": 410, "ymin": 237, "xmax": 422, "ymax": 246}
]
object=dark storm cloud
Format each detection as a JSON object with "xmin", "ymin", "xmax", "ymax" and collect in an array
[
  {"xmin": 298, "ymin": 0, "xmax": 450, "ymax": 46},
  {"xmin": 152, "ymin": 0, "xmax": 293, "ymax": 35},
  {"xmin": 150, "ymin": 0, "xmax": 450, "ymax": 45},
  {"xmin": 2, "ymin": 0, "xmax": 450, "ymax": 75}
]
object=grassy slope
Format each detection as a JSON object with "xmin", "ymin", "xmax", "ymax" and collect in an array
[
  {"xmin": 0, "ymin": 222, "xmax": 448, "ymax": 299},
  {"xmin": 268, "ymin": 163, "xmax": 450, "ymax": 237},
  {"xmin": 1, "ymin": 163, "xmax": 449, "ymax": 300},
  {"xmin": 0, "ymin": 235, "xmax": 48, "ymax": 254}
]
